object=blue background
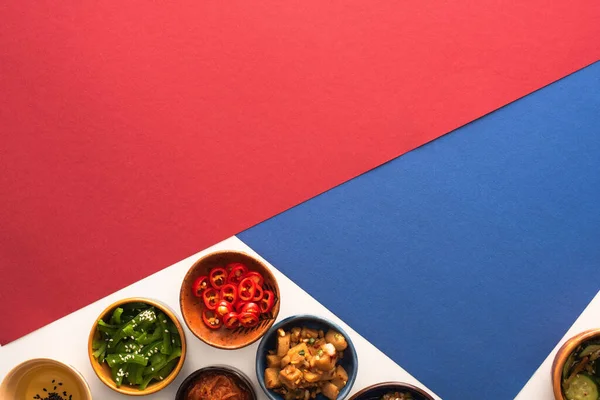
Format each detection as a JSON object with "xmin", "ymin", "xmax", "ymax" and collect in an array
[{"xmin": 240, "ymin": 62, "xmax": 600, "ymax": 400}]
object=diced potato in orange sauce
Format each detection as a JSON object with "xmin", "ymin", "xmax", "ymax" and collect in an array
[
  {"xmin": 264, "ymin": 326, "xmax": 349, "ymax": 400},
  {"xmin": 265, "ymin": 367, "xmax": 282, "ymax": 389},
  {"xmin": 322, "ymin": 382, "xmax": 340, "ymax": 400},
  {"xmin": 267, "ymin": 354, "xmax": 282, "ymax": 368}
]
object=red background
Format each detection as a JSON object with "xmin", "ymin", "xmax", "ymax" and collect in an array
[{"xmin": 1, "ymin": 1, "xmax": 599, "ymax": 343}]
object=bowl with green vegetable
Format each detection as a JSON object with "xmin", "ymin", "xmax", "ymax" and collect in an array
[
  {"xmin": 348, "ymin": 382, "xmax": 435, "ymax": 400},
  {"xmin": 552, "ymin": 328, "xmax": 600, "ymax": 400},
  {"xmin": 88, "ymin": 297, "xmax": 187, "ymax": 395}
]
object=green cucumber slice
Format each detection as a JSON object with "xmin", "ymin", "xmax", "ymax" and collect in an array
[
  {"xmin": 581, "ymin": 345, "xmax": 600, "ymax": 357},
  {"xmin": 564, "ymin": 374, "xmax": 599, "ymax": 400}
]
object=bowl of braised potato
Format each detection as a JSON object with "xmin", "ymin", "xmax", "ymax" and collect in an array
[{"xmin": 255, "ymin": 315, "xmax": 358, "ymax": 400}]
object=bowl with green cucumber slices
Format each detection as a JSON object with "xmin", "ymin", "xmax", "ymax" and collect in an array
[{"xmin": 553, "ymin": 328, "xmax": 600, "ymax": 400}]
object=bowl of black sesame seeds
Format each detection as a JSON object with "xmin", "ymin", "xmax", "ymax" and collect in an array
[
  {"xmin": 87, "ymin": 297, "xmax": 187, "ymax": 396},
  {"xmin": 0, "ymin": 358, "xmax": 92, "ymax": 400}
]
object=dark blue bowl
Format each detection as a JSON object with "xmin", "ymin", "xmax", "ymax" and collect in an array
[
  {"xmin": 255, "ymin": 314, "xmax": 358, "ymax": 400},
  {"xmin": 348, "ymin": 382, "xmax": 434, "ymax": 400}
]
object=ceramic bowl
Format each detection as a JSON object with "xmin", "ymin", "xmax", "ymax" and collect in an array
[
  {"xmin": 0, "ymin": 358, "xmax": 92, "ymax": 400},
  {"xmin": 175, "ymin": 365, "xmax": 257, "ymax": 400},
  {"xmin": 255, "ymin": 314, "xmax": 358, "ymax": 400},
  {"xmin": 551, "ymin": 328, "xmax": 600, "ymax": 400},
  {"xmin": 180, "ymin": 250, "xmax": 281, "ymax": 349},
  {"xmin": 348, "ymin": 382, "xmax": 435, "ymax": 400},
  {"xmin": 87, "ymin": 297, "xmax": 187, "ymax": 396}
]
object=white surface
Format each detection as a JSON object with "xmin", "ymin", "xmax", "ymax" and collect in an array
[
  {"xmin": 0, "ymin": 236, "xmax": 440, "ymax": 400},
  {"xmin": 515, "ymin": 290, "xmax": 600, "ymax": 400}
]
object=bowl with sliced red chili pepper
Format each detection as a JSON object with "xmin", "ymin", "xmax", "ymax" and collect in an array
[{"xmin": 179, "ymin": 250, "xmax": 281, "ymax": 349}]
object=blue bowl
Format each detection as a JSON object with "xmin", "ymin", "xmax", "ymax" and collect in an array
[
  {"xmin": 255, "ymin": 314, "xmax": 359, "ymax": 400},
  {"xmin": 348, "ymin": 382, "xmax": 434, "ymax": 400}
]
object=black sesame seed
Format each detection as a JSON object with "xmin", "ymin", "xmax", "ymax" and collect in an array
[
  {"xmin": 52, "ymin": 379, "xmax": 55, "ymax": 383},
  {"xmin": 59, "ymin": 382, "xmax": 63, "ymax": 385},
  {"xmin": 43, "ymin": 388, "xmax": 47, "ymax": 392}
]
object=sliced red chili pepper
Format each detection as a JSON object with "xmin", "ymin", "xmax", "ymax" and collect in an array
[
  {"xmin": 239, "ymin": 311, "xmax": 259, "ymax": 328},
  {"xmin": 192, "ymin": 275, "xmax": 209, "ymax": 297},
  {"xmin": 202, "ymin": 288, "xmax": 220, "ymax": 310},
  {"xmin": 243, "ymin": 271, "xmax": 264, "ymax": 287},
  {"xmin": 209, "ymin": 267, "xmax": 227, "ymax": 289},
  {"xmin": 225, "ymin": 262, "xmax": 235, "ymax": 272},
  {"xmin": 260, "ymin": 290, "xmax": 275, "ymax": 313},
  {"xmin": 223, "ymin": 312, "xmax": 240, "ymax": 329},
  {"xmin": 226, "ymin": 262, "xmax": 243, "ymax": 272},
  {"xmin": 241, "ymin": 302, "xmax": 260, "ymax": 316},
  {"xmin": 202, "ymin": 309, "xmax": 222, "ymax": 329},
  {"xmin": 220, "ymin": 283, "xmax": 238, "ymax": 304},
  {"xmin": 252, "ymin": 283, "xmax": 264, "ymax": 302},
  {"xmin": 226, "ymin": 263, "xmax": 248, "ymax": 285},
  {"xmin": 216, "ymin": 300, "xmax": 233, "ymax": 317},
  {"xmin": 234, "ymin": 301, "xmax": 247, "ymax": 314},
  {"xmin": 238, "ymin": 277, "xmax": 256, "ymax": 302}
]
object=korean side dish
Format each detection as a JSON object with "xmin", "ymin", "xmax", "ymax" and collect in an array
[
  {"xmin": 192, "ymin": 262, "xmax": 276, "ymax": 330},
  {"xmin": 381, "ymin": 392, "xmax": 414, "ymax": 400},
  {"xmin": 263, "ymin": 326, "xmax": 349, "ymax": 400},
  {"xmin": 91, "ymin": 302, "xmax": 182, "ymax": 390},
  {"xmin": 561, "ymin": 338, "xmax": 600, "ymax": 400},
  {"xmin": 185, "ymin": 372, "xmax": 250, "ymax": 400}
]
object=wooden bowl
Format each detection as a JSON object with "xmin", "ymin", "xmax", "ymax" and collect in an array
[
  {"xmin": 179, "ymin": 250, "xmax": 281, "ymax": 349},
  {"xmin": 348, "ymin": 382, "xmax": 435, "ymax": 400},
  {"xmin": 175, "ymin": 365, "xmax": 257, "ymax": 400},
  {"xmin": 256, "ymin": 315, "xmax": 358, "ymax": 400},
  {"xmin": 87, "ymin": 297, "xmax": 187, "ymax": 396},
  {"xmin": 551, "ymin": 328, "xmax": 600, "ymax": 400},
  {"xmin": 0, "ymin": 358, "xmax": 92, "ymax": 400}
]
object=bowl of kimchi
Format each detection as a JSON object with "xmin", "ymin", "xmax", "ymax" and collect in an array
[{"xmin": 175, "ymin": 365, "xmax": 257, "ymax": 400}]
